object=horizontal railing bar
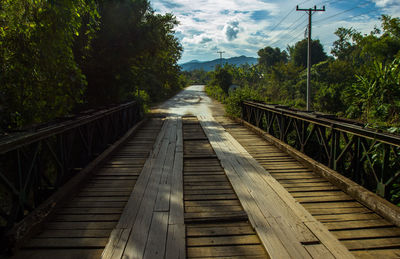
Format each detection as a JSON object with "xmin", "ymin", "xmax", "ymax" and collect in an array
[
  {"xmin": 244, "ymin": 101, "xmax": 400, "ymax": 147},
  {"xmin": 0, "ymin": 101, "xmax": 137, "ymax": 154}
]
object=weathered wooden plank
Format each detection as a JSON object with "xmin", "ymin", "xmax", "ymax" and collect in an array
[
  {"xmin": 154, "ymin": 139, "xmax": 175, "ymax": 212},
  {"xmin": 296, "ymin": 194, "xmax": 354, "ymax": 203},
  {"xmin": 37, "ymin": 229, "xmax": 111, "ymax": 238},
  {"xmin": 291, "ymin": 191, "xmax": 345, "ymax": 197},
  {"xmin": 185, "ymin": 205, "xmax": 243, "ymax": 213},
  {"xmin": 186, "ymin": 225, "xmax": 255, "ymax": 237},
  {"xmin": 73, "ymin": 196, "xmax": 129, "ymax": 202},
  {"xmin": 57, "ymin": 207, "xmax": 123, "ymax": 214},
  {"xmin": 302, "ymin": 202, "xmax": 363, "ymax": 209},
  {"xmin": 184, "ymin": 175, "xmax": 228, "ymax": 182},
  {"xmin": 143, "ymin": 212, "xmax": 169, "ymax": 259},
  {"xmin": 314, "ymin": 213, "xmax": 381, "ymax": 222},
  {"xmin": 332, "ymin": 227, "xmax": 400, "ymax": 239},
  {"xmin": 46, "ymin": 222, "xmax": 116, "ymax": 230},
  {"xmin": 184, "ymin": 185, "xmax": 233, "ymax": 190},
  {"xmin": 184, "ymin": 211, "xmax": 248, "ymax": 223},
  {"xmin": 324, "ymin": 219, "xmax": 393, "ymax": 230},
  {"xmin": 184, "ymin": 189, "xmax": 234, "ymax": 195},
  {"xmin": 165, "ymin": 224, "xmax": 186, "ymax": 259},
  {"xmin": 24, "ymin": 237, "xmax": 108, "ymax": 248},
  {"xmin": 14, "ymin": 249, "xmax": 103, "ymax": 259},
  {"xmin": 184, "ymin": 200, "xmax": 240, "ymax": 207},
  {"xmin": 351, "ymin": 249, "xmax": 400, "ymax": 258},
  {"xmin": 285, "ymin": 186, "xmax": 340, "ymax": 192},
  {"xmin": 120, "ymin": 119, "xmax": 177, "ymax": 259},
  {"xmin": 184, "ymin": 194, "xmax": 237, "ymax": 201},
  {"xmin": 63, "ymin": 201, "xmax": 126, "ymax": 208},
  {"xmin": 78, "ymin": 191, "xmax": 132, "ymax": 197},
  {"xmin": 53, "ymin": 214, "xmax": 121, "ymax": 222},
  {"xmin": 306, "ymin": 207, "xmax": 371, "ymax": 215},
  {"xmin": 165, "ymin": 119, "xmax": 185, "ymax": 259},
  {"xmin": 342, "ymin": 237, "xmax": 400, "ymax": 250},
  {"xmin": 304, "ymin": 244, "xmax": 335, "ymax": 259},
  {"xmin": 187, "ymin": 235, "xmax": 260, "ymax": 246},
  {"xmin": 187, "ymin": 245, "xmax": 266, "ymax": 257}
]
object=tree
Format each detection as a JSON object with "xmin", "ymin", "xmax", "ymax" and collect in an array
[
  {"xmin": 213, "ymin": 67, "xmax": 232, "ymax": 94},
  {"xmin": 331, "ymin": 27, "xmax": 360, "ymax": 61},
  {"xmin": 82, "ymin": 0, "xmax": 183, "ymax": 105},
  {"xmin": 0, "ymin": 0, "xmax": 99, "ymax": 129},
  {"xmin": 257, "ymin": 46, "xmax": 287, "ymax": 70},
  {"xmin": 290, "ymin": 39, "xmax": 327, "ymax": 68}
]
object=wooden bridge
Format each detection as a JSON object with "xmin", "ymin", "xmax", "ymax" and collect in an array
[{"xmin": 3, "ymin": 85, "xmax": 400, "ymax": 258}]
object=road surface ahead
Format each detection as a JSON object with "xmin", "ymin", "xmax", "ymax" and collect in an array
[{"xmin": 152, "ymin": 85, "xmax": 224, "ymax": 117}]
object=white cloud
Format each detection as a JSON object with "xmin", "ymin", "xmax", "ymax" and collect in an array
[
  {"xmin": 151, "ymin": 0, "xmax": 400, "ymax": 63},
  {"xmin": 373, "ymin": 0, "xmax": 396, "ymax": 7}
]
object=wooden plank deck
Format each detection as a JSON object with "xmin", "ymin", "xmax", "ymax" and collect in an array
[
  {"xmin": 182, "ymin": 116, "xmax": 269, "ymax": 258},
  {"xmin": 199, "ymin": 114, "xmax": 354, "ymax": 259},
  {"xmin": 12, "ymin": 118, "xmax": 163, "ymax": 259},
  {"xmin": 215, "ymin": 115, "xmax": 400, "ymax": 259},
  {"xmin": 102, "ymin": 117, "xmax": 185, "ymax": 259}
]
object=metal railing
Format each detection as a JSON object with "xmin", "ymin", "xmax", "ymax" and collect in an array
[
  {"xmin": 242, "ymin": 101, "xmax": 400, "ymax": 201},
  {"xmin": 0, "ymin": 101, "xmax": 142, "ymax": 233}
]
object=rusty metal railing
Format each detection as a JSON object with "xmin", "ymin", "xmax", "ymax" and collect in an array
[
  {"xmin": 242, "ymin": 100, "xmax": 400, "ymax": 201},
  {"xmin": 0, "ymin": 101, "xmax": 142, "ymax": 233}
]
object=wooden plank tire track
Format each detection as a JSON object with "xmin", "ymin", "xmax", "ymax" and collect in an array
[{"xmin": 182, "ymin": 116, "xmax": 269, "ymax": 259}]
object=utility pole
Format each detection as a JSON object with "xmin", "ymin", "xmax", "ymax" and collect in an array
[
  {"xmin": 296, "ymin": 5, "xmax": 325, "ymax": 111},
  {"xmin": 217, "ymin": 51, "xmax": 225, "ymax": 66}
]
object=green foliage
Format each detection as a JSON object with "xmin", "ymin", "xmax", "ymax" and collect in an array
[
  {"xmin": 331, "ymin": 27, "xmax": 360, "ymax": 61},
  {"xmin": 83, "ymin": 1, "xmax": 183, "ymax": 105},
  {"xmin": 183, "ymin": 69, "xmax": 211, "ymax": 85},
  {"xmin": 205, "ymin": 83, "xmax": 263, "ymax": 117},
  {"xmin": 0, "ymin": 0, "xmax": 99, "ymax": 129},
  {"xmin": 205, "ymin": 84, "xmax": 226, "ymax": 103},
  {"xmin": 291, "ymin": 39, "xmax": 328, "ymax": 68},
  {"xmin": 225, "ymin": 86, "xmax": 262, "ymax": 117},
  {"xmin": 345, "ymin": 57, "xmax": 400, "ymax": 126},
  {"xmin": 0, "ymin": 0, "xmax": 184, "ymax": 130},
  {"xmin": 212, "ymin": 66, "xmax": 233, "ymax": 94},
  {"xmin": 257, "ymin": 46, "xmax": 287, "ymax": 70}
]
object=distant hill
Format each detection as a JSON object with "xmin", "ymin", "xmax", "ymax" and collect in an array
[{"xmin": 180, "ymin": 56, "xmax": 258, "ymax": 72}]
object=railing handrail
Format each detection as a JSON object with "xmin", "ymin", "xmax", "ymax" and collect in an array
[
  {"xmin": 0, "ymin": 101, "xmax": 137, "ymax": 154},
  {"xmin": 244, "ymin": 101, "xmax": 400, "ymax": 147}
]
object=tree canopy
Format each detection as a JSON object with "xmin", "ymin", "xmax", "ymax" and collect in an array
[
  {"xmin": 291, "ymin": 39, "xmax": 328, "ymax": 67},
  {"xmin": 0, "ymin": 0, "xmax": 184, "ymax": 130},
  {"xmin": 257, "ymin": 46, "xmax": 287, "ymax": 70}
]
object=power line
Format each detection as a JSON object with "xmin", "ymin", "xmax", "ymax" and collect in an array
[
  {"xmin": 314, "ymin": 2, "xmax": 372, "ymax": 24},
  {"xmin": 268, "ymin": 14, "xmax": 307, "ymax": 47},
  {"xmin": 269, "ymin": 9, "xmax": 296, "ymax": 32}
]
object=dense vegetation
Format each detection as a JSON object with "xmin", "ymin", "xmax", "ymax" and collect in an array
[
  {"xmin": 0, "ymin": 0, "xmax": 185, "ymax": 131},
  {"xmin": 204, "ymin": 15, "xmax": 400, "ymax": 129}
]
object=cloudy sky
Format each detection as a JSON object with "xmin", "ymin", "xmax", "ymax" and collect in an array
[{"xmin": 151, "ymin": 0, "xmax": 400, "ymax": 63}]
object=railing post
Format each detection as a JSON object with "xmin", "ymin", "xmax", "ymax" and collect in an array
[{"xmin": 377, "ymin": 144, "xmax": 390, "ymax": 198}]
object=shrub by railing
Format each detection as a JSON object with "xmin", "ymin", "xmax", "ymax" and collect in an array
[{"xmin": 0, "ymin": 101, "xmax": 142, "ymax": 233}]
